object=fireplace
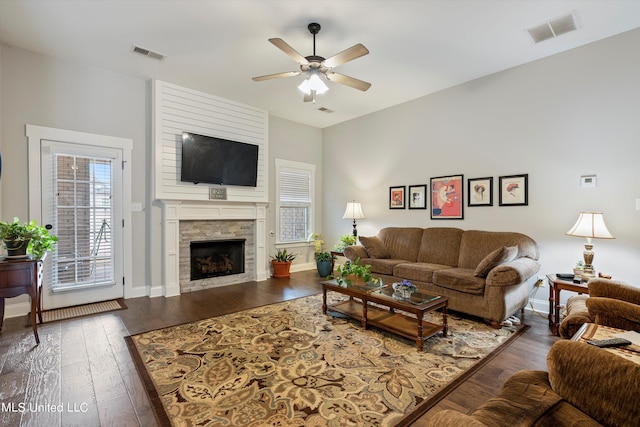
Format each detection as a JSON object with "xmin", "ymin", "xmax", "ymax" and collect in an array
[{"xmin": 190, "ymin": 239, "xmax": 245, "ymax": 281}]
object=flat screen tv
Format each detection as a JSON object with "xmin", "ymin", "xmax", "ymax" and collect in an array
[{"xmin": 180, "ymin": 132, "xmax": 259, "ymax": 187}]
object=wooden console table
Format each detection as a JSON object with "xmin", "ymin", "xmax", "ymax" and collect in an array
[{"xmin": 0, "ymin": 256, "xmax": 45, "ymax": 344}]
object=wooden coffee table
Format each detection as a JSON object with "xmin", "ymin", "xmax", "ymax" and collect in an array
[{"xmin": 321, "ymin": 280, "xmax": 448, "ymax": 351}]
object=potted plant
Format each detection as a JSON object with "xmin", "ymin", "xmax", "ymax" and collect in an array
[
  {"xmin": 392, "ymin": 279, "xmax": 417, "ymax": 299},
  {"xmin": 315, "ymin": 251, "xmax": 335, "ymax": 278},
  {"xmin": 333, "ymin": 234, "xmax": 357, "ymax": 253},
  {"xmin": 0, "ymin": 217, "xmax": 58, "ymax": 259},
  {"xmin": 271, "ymin": 248, "xmax": 296, "ymax": 278},
  {"xmin": 330, "ymin": 257, "xmax": 379, "ymax": 287},
  {"xmin": 308, "ymin": 233, "xmax": 335, "ymax": 277}
]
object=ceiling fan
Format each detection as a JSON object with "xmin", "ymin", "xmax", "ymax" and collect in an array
[{"xmin": 252, "ymin": 23, "xmax": 371, "ymax": 103}]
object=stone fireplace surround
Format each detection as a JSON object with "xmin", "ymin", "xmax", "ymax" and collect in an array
[{"xmin": 158, "ymin": 201, "xmax": 268, "ymax": 297}]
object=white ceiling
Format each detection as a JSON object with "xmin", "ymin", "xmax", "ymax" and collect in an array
[{"xmin": 1, "ymin": 0, "xmax": 640, "ymax": 128}]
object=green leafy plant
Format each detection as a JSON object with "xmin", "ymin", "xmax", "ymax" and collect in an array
[
  {"xmin": 315, "ymin": 251, "xmax": 335, "ymax": 263},
  {"xmin": 307, "ymin": 233, "xmax": 325, "ymax": 254},
  {"xmin": 333, "ymin": 234, "xmax": 357, "ymax": 252},
  {"xmin": 271, "ymin": 248, "xmax": 297, "ymax": 262},
  {"xmin": 575, "ymin": 260, "xmax": 585, "ymax": 269},
  {"xmin": 329, "ymin": 258, "xmax": 378, "ymax": 286},
  {"xmin": 0, "ymin": 217, "xmax": 58, "ymax": 259}
]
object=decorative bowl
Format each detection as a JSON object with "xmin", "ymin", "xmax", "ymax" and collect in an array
[{"xmin": 392, "ymin": 280, "xmax": 417, "ymax": 298}]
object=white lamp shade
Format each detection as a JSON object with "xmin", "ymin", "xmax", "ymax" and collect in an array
[
  {"xmin": 298, "ymin": 71, "xmax": 329, "ymax": 95},
  {"xmin": 343, "ymin": 202, "xmax": 365, "ymax": 220},
  {"xmin": 565, "ymin": 212, "xmax": 614, "ymax": 239}
]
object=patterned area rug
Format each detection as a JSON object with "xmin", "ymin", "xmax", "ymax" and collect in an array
[
  {"xmin": 126, "ymin": 294, "xmax": 527, "ymax": 427},
  {"xmin": 41, "ymin": 299, "xmax": 127, "ymax": 323}
]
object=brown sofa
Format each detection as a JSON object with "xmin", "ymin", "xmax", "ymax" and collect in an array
[
  {"xmin": 559, "ymin": 278, "xmax": 640, "ymax": 339},
  {"xmin": 343, "ymin": 227, "xmax": 540, "ymax": 327},
  {"xmin": 425, "ymin": 340, "xmax": 640, "ymax": 426}
]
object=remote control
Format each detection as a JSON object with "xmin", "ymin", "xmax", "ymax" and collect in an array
[{"xmin": 587, "ymin": 337, "xmax": 632, "ymax": 348}]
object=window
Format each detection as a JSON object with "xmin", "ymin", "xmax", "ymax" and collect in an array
[{"xmin": 276, "ymin": 159, "xmax": 315, "ymax": 243}]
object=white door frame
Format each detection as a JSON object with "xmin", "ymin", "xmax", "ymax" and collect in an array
[{"xmin": 26, "ymin": 124, "xmax": 134, "ymax": 299}]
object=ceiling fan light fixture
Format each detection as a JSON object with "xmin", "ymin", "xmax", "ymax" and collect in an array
[{"xmin": 298, "ymin": 71, "xmax": 329, "ymax": 95}]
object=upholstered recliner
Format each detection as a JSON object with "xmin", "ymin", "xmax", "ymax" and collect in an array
[
  {"xmin": 425, "ymin": 340, "xmax": 640, "ymax": 426},
  {"xmin": 559, "ymin": 278, "xmax": 640, "ymax": 339}
]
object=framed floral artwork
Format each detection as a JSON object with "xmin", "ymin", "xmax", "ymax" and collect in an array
[
  {"xmin": 389, "ymin": 186, "xmax": 405, "ymax": 209},
  {"xmin": 430, "ymin": 175, "xmax": 464, "ymax": 219},
  {"xmin": 468, "ymin": 177, "xmax": 493, "ymax": 207},
  {"xmin": 408, "ymin": 185, "xmax": 427, "ymax": 209},
  {"xmin": 499, "ymin": 174, "xmax": 528, "ymax": 206}
]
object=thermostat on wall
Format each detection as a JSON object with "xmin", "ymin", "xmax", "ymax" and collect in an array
[{"xmin": 580, "ymin": 175, "xmax": 597, "ymax": 188}]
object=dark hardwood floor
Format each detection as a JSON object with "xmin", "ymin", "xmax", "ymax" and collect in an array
[{"xmin": 0, "ymin": 270, "xmax": 559, "ymax": 426}]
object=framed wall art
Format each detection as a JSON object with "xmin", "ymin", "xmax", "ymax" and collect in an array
[
  {"xmin": 499, "ymin": 174, "xmax": 528, "ymax": 206},
  {"xmin": 389, "ymin": 186, "xmax": 406, "ymax": 209},
  {"xmin": 468, "ymin": 177, "xmax": 493, "ymax": 207},
  {"xmin": 430, "ymin": 174, "xmax": 464, "ymax": 219},
  {"xmin": 408, "ymin": 185, "xmax": 427, "ymax": 209}
]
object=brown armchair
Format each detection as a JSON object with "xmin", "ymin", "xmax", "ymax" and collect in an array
[
  {"xmin": 559, "ymin": 278, "xmax": 640, "ymax": 339},
  {"xmin": 425, "ymin": 340, "xmax": 640, "ymax": 426}
]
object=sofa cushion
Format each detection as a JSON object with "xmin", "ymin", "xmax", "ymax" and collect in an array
[
  {"xmin": 473, "ymin": 246, "xmax": 518, "ymax": 278},
  {"xmin": 433, "ymin": 268, "xmax": 486, "ymax": 295},
  {"xmin": 358, "ymin": 258, "xmax": 407, "ymax": 276},
  {"xmin": 416, "ymin": 227, "xmax": 463, "ymax": 266},
  {"xmin": 358, "ymin": 236, "xmax": 390, "ymax": 259},
  {"xmin": 458, "ymin": 230, "xmax": 539, "ymax": 269},
  {"xmin": 393, "ymin": 262, "xmax": 452, "ymax": 284},
  {"xmin": 378, "ymin": 227, "xmax": 424, "ymax": 261}
]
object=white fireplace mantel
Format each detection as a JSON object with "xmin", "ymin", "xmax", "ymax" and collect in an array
[{"xmin": 154, "ymin": 200, "xmax": 269, "ymax": 297}]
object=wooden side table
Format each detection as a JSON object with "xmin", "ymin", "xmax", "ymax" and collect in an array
[
  {"xmin": 547, "ymin": 273, "xmax": 589, "ymax": 336},
  {"xmin": 0, "ymin": 256, "xmax": 44, "ymax": 344}
]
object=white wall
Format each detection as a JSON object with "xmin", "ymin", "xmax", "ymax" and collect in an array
[
  {"xmin": 323, "ymin": 29, "xmax": 640, "ymax": 307},
  {"xmin": 268, "ymin": 116, "xmax": 323, "ymax": 270},
  {"xmin": 0, "ymin": 44, "xmax": 148, "ymax": 297}
]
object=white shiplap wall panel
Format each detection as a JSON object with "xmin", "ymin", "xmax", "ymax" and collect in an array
[{"xmin": 153, "ymin": 80, "xmax": 268, "ymax": 202}]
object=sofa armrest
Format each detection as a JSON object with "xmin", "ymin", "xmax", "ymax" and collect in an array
[
  {"xmin": 588, "ymin": 278, "xmax": 640, "ymax": 305},
  {"xmin": 586, "ymin": 297, "xmax": 640, "ymax": 331},
  {"xmin": 486, "ymin": 257, "xmax": 541, "ymax": 287},
  {"xmin": 423, "ymin": 410, "xmax": 488, "ymax": 427},
  {"xmin": 343, "ymin": 245, "xmax": 368, "ymax": 261},
  {"xmin": 547, "ymin": 340, "xmax": 640, "ymax": 426}
]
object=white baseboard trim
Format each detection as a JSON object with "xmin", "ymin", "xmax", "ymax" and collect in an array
[
  {"xmin": 4, "ymin": 301, "xmax": 31, "ymax": 319},
  {"xmin": 525, "ymin": 297, "xmax": 550, "ymax": 317}
]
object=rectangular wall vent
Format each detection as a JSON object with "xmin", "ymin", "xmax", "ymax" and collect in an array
[
  {"xmin": 132, "ymin": 45, "xmax": 166, "ymax": 61},
  {"xmin": 526, "ymin": 11, "xmax": 579, "ymax": 44}
]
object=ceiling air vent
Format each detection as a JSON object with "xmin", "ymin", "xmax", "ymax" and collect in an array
[
  {"xmin": 132, "ymin": 45, "xmax": 165, "ymax": 61},
  {"xmin": 318, "ymin": 107, "xmax": 334, "ymax": 113},
  {"xmin": 526, "ymin": 11, "xmax": 579, "ymax": 44}
]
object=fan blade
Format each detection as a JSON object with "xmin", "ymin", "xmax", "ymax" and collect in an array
[
  {"xmin": 326, "ymin": 72, "xmax": 371, "ymax": 91},
  {"xmin": 252, "ymin": 71, "xmax": 301, "ymax": 82},
  {"xmin": 269, "ymin": 38, "xmax": 308, "ymax": 64},
  {"xmin": 322, "ymin": 43, "xmax": 369, "ymax": 68}
]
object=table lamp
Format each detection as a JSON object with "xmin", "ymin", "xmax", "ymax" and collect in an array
[
  {"xmin": 565, "ymin": 212, "xmax": 614, "ymax": 279},
  {"xmin": 343, "ymin": 201, "xmax": 365, "ymax": 237}
]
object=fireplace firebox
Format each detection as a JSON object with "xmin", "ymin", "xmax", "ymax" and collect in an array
[{"xmin": 190, "ymin": 239, "xmax": 245, "ymax": 281}]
